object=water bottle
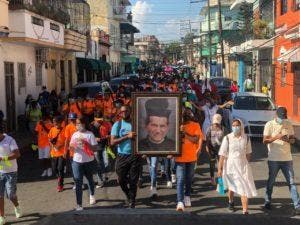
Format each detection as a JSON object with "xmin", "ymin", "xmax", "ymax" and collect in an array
[{"xmin": 217, "ymin": 177, "xmax": 225, "ymax": 196}]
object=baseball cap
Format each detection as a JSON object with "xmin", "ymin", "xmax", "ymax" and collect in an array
[
  {"xmin": 212, "ymin": 114, "xmax": 222, "ymax": 124},
  {"xmin": 276, "ymin": 107, "xmax": 287, "ymax": 119},
  {"xmin": 68, "ymin": 113, "xmax": 77, "ymax": 120}
]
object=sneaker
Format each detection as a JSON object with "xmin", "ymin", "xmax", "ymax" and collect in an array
[
  {"xmin": 264, "ymin": 202, "xmax": 271, "ymax": 210},
  {"xmin": 72, "ymin": 185, "xmax": 76, "ymax": 190},
  {"xmin": 167, "ymin": 181, "xmax": 172, "ymax": 189},
  {"xmin": 295, "ymin": 207, "xmax": 300, "ymax": 215},
  {"xmin": 228, "ymin": 202, "xmax": 235, "ymax": 212},
  {"xmin": 89, "ymin": 195, "xmax": 96, "ymax": 205},
  {"xmin": 57, "ymin": 185, "xmax": 63, "ymax": 192},
  {"xmin": 129, "ymin": 199, "xmax": 136, "ymax": 209},
  {"xmin": 96, "ymin": 180, "xmax": 104, "ymax": 189},
  {"xmin": 150, "ymin": 186, "xmax": 158, "ymax": 198},
  {"xmin": 171, "ymin": 174, "xmax": 176, "ymax": 184},
  {"xmin": 75, "ymin": 205, "xmax": 83, "ymax": 211},
  {"xmin": 47, "ymin": 168, "xmax": 52, "ymax": 177},
  {"xmin": 41, "ymin": 170, "xmax": 47, "ymax": 177},
  {"xmin": 243, "ymin": 211, "xmax": 249, "ymax": 215},
  {"xmin": 184, "ymin": 196, "xmax": 191, "ymax": 207},
  {"xmin": 0, "ymin": 216, "xmax": 6, "ymax": 225},
  {"xmin": 176, "ymin": 202, "xmax": 185, "ymax": 211},
  {"xmin": 14, "ymin": 206, "xmax": 22, "ymax": 218}
]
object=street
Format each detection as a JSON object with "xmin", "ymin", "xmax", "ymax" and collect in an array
[{"xmin": 4, "ymin": 139, "xmax": 300, "ymax": 225}]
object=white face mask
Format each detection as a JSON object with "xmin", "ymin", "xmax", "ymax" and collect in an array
[{"xmin": 206, "ymin": 102, "xmax": 211, "ymax": 107}]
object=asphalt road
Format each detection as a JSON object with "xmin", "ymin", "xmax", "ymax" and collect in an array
[{"xmin": 3, "ymin": 139, "xmax": 300, "ymax": 225}]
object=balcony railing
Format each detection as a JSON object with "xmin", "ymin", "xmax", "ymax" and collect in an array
[{"xmin": 9, "ymin": 0, "xmax": 70, "ymax": 25}]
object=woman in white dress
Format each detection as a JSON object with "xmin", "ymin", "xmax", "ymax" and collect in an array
[{"xmin": 217, "ymin": 119, "xmax": 257, "ymax": 214}]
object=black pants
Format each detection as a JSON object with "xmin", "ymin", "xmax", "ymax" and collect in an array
[
  {"xmin": 208, "ymin": 148, "xmax": 219, "ymax": 178},
  {"xmin": 52, "ymin": 156, "xmax": 66, "ymax": 186},
  {"xmin": 115, "ymin": 154, "xmax": 141, "ymax": 201}
]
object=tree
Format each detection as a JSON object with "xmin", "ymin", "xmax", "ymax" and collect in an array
[
  {"xmin": 237, "ymin": 2, "xmax": 254, "ymax": 41},
  {"xmin": 165, "ymin": 42, "xmax": 182, "ymax": 63}
]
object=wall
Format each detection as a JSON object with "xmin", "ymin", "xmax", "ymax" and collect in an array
[
  {"xmin": 0, "ymin": 0, "xmax": 9, "ymax": 28},
  {"xmin": 9, "ymin": 9, "xmax": 64, "ymax": 46},
  {"xmin": 274, "ymin": 0, "xmax": 300, "ymax": 121},
  {"xmin": 0, "ymin": 42, "xmax": 45, "ymax": 118}
]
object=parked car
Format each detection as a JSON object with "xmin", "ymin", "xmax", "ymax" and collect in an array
[
  {"xmin": 228, "ymin": 92, "xmax": 276, "ymax": 137},
  {"xmin": 210, "ymin": 77, "xmax": 232, "ymax": 103},
  {"xmin": 110, "ymin": 74, "xmax": 139, "ymax": 92},
  {"xmin": 72, "ymin": 82, "xmax": 103, "ymax": 98}
]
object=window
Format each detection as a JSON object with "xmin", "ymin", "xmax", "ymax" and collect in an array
[
  {"xmin": 35, "ymin": 63, "xmax": 43, "ymax": 86},
  {"xmin": 294, "ymin": 0, "xmax": 300, "ymax": 10},
  {"xmin": 36, "ymin": 49, "xmax": 43, "ymax": 63},
  {"xmin": 224, "ymin": 16, "xmax": 232, "ymax": 21},
  {"xmin": 18, "ymin": 63, "xmax": 26, "ymax": 94},
  {"xmin": 281, "ymin": 63, "xmax": 287, "ymax": 87},
  {"xmin": 50, "ymin": 23, "xmax": 60, "ymax": 32},
  {"xmin": 31, "ymin": 16, "xmax": 44, "ymax": 26},
  {"xmin": 281, "ymin": 0, "xmax": 288, "ymax": 15},
  {"xmin": 234, "ymin": 96, "xmax": 275, "ymax": 110}
]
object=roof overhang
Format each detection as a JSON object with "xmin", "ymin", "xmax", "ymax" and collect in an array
[
  {"xmin": 120, "ymin": 22, "xmax": 140, "ymax": 34},
  {"xmin": 277, "ymin": 47, "xmax": 300, "ymax": 63},
  {"xmin": 230, "ymin": 0, "xmax": 255, "ymax": 10}
]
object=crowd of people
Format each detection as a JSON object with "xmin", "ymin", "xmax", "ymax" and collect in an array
[{"xmin": 0, "ymin": 71, "xmax": 299, "ymax": 224}]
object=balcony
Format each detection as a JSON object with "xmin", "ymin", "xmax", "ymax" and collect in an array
[
  {"xmin": 3, "ymin": 8, "xmax": 65, "ymax": 48},
  {"xmin": 9, "ymin": 0, "xmax": 70, "ymax": 25},
  {"xmin": 113, "ymin": 5, "xmax": 128, "ymax": 21},
  {"xmin": 64, "ymin": 29, "xmax": 86, "ymax": 52}
]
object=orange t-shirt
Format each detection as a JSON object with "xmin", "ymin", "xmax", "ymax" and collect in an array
[
  {"xmin": 48, "ymin": 127, "xmax": 66, "ymax": 158},
  {"xmin": 176, "ymin": 121, "xmax": 203, "ymax": 163},
  {"xmin": 35, "ymin": 120, "xmax": 53, "ymax": 148},
  {"xmin": 62, "ymin": 103, "xmax": 70, "ymax": 114},
  {"xmin": 83, "ymin": 100, "xmax": 95, "ymax": 115},
  {"xmin": 70, "ymin": 102, "xmax": 82, "ymax": 117},
  {"xmin": 64, "ymin": 123, "xmax": 77, "ymax": 157},
  {"xmin": 103, "ymin": 98, "xmax": 116, "ymax": 118}
]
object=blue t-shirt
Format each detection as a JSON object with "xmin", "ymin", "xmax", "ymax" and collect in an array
[{"xmin": 111, "ymin": 120, "xmax": 132, "ymax": 155}]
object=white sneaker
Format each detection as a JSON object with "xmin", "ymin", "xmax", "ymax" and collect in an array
[
  {"xmin": 89, "ymin": 195, "xmax": 96, "ymax": 205},
  {"xmin": 14, "ymin": 206, "xmax": 22, "ymax": 218},
  {"xmin": 47, "ymin": 168, "xmax": 52, "ymax": 177},
  {"xmin": 176, "ymin": 202, "xmax": 185, "ymax": 211},
  {"xmin": 150, "ymin": 186, "xmax": 158, "ymax": 198},
  {"xmin": 0, "ymin": 216, "xmax": 6, "ymax": 225},
  {"xmin": 167, "ymin": 181, "xmax": 172, "ymax": 188},
  {"xmin": 75, "ymin": 205, "xmax": 83, "ymax": 211},
  {"xmin": 41, "ymin": 170, "xmax": 47, "ymax": 177},
  {"xmin": 184, "ymin": 196, "xmax": 191, "ymax": 207},
  {"xmin": 171, "ymin": 174, "xmax": 176, "ymax": 184},
  {"xmin": 73, "ymin": 186, "xmax": 76, "ymax": 190}
]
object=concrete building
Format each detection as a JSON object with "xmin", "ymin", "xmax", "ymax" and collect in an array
[
  {"xmin": 0, "ymin": 0, "xmax": 88, "ymax": 131},
  {"xmin": 134, "ymin": 35, "xmax": 161, "ymax": 63},
  {"xmin": 274, "ymin": 0, "xmax": 300, "ymax": 121}
]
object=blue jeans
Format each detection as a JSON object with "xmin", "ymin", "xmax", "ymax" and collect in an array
[
  {"xmin": 149, "ymin": 157, "xmax": 158, "ymax": 187},
  {"xmin": 176, "ymin": 162, "xmax": 195, "ymax": 203},
  {"xmin": 72, "ymin": 160, "xmax": 95, "ymax": 206},
  {"xmin": 164, "ymin": 158, "xmax": 176, "ymax": 181},
  {"xmin": 265, "ymin": 161, "xmax": 300, "ymax": 209},
  {"xmin": 0, "ymin": 172, "xmax": 17, "ymax": 199}
]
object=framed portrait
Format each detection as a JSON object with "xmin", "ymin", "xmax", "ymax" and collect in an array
[{"xmin": 132, "ymin": 92, "xmax": 182, "ymax": 156}]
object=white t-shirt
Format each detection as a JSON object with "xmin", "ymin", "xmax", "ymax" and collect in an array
[
  {"xmin": 70, "ymin": 131, "xmax": 97, "ymax": 163},
  {"xmin": 0, "ymin": 134, "xmax": 18, "ymax": 173},
  {"xmin": 263, "ymin": 119, "xmax": 294, "ymax": 161}
]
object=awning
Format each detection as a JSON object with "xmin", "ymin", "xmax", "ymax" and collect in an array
[
  {"xmin": 277, "ymin": 47, "xmax": 300, "ymax": 62},
  {"xmin": 97, "ymin": 60, "xmax": 111, "ymax": 70},
  {"xmin": 120, "ymin": 22, "xmax": 140, "ymax": 34},
  {"xmin": 76, "ymin": 57, "xmax": 99, "ymax": 71}
]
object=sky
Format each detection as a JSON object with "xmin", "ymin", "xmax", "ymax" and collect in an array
[{"xmin": 130, "ymin": 0, "xmax": 205, "ymax": 43}]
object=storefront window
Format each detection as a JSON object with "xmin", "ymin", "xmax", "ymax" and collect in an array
[{"xmin": 281, "ymin": 0, "xmax": 288, "ymax": 14}]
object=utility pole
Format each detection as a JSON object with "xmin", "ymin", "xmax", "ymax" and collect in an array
[
  {"xmin": 217, "ymin": 0, "xmax": 225, "ymax": 77},
  {"xmin": 207, "ymin": 0, "xmax": 212, "ymax": 77}
]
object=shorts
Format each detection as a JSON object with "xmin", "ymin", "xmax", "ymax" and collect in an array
[
  {"xmin": 0, "ymin": 172, "xmax": 18, "ymax": 199},
  {"xmin": 39, "ymin": 146, "xmax": 51, "ymax": 159}
]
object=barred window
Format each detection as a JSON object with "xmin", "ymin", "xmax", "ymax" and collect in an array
[
  {"xmin": 36, "ymin": 63, "xmax": 43, "ymax": 86},
  {"xmin": 18, "ymin": 63, "xmax": 26, "ymax": 93},
  {"xmin": 31, "ymin": 16, "xmax": 44, "ymax": 26},
  {"xmin": 50, "ymin": 22, "xmax": 60, "ymax": 32}
]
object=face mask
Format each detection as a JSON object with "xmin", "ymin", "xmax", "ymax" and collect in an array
[
  {"xmin": 120, "ymin": 94, "xmax": 124, "ymax": 98},
  {"xmin": 206, "ymin": 102, "xmax": 211, "ymax": 107},
  {"xmin": 187, "ymin": 90, "xmax": 192, "ymax": 94},
  {"xmin": 232, "ymin": 126, "xmax": 241, "ymax": 135},
  {"xmin": 277, "ymin": 118, "xmax": 283, "ymax": 124},
  {"xmin": 94, "ymin": 122, "xmax": 100, "ymax": 128},
  {"xmin": 76, "ymin": 124, "xmax": 84, "ymax": 132},
  {"xmin": 182, "ymin": 97, "xmax": 187, "ymax": 102}
]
